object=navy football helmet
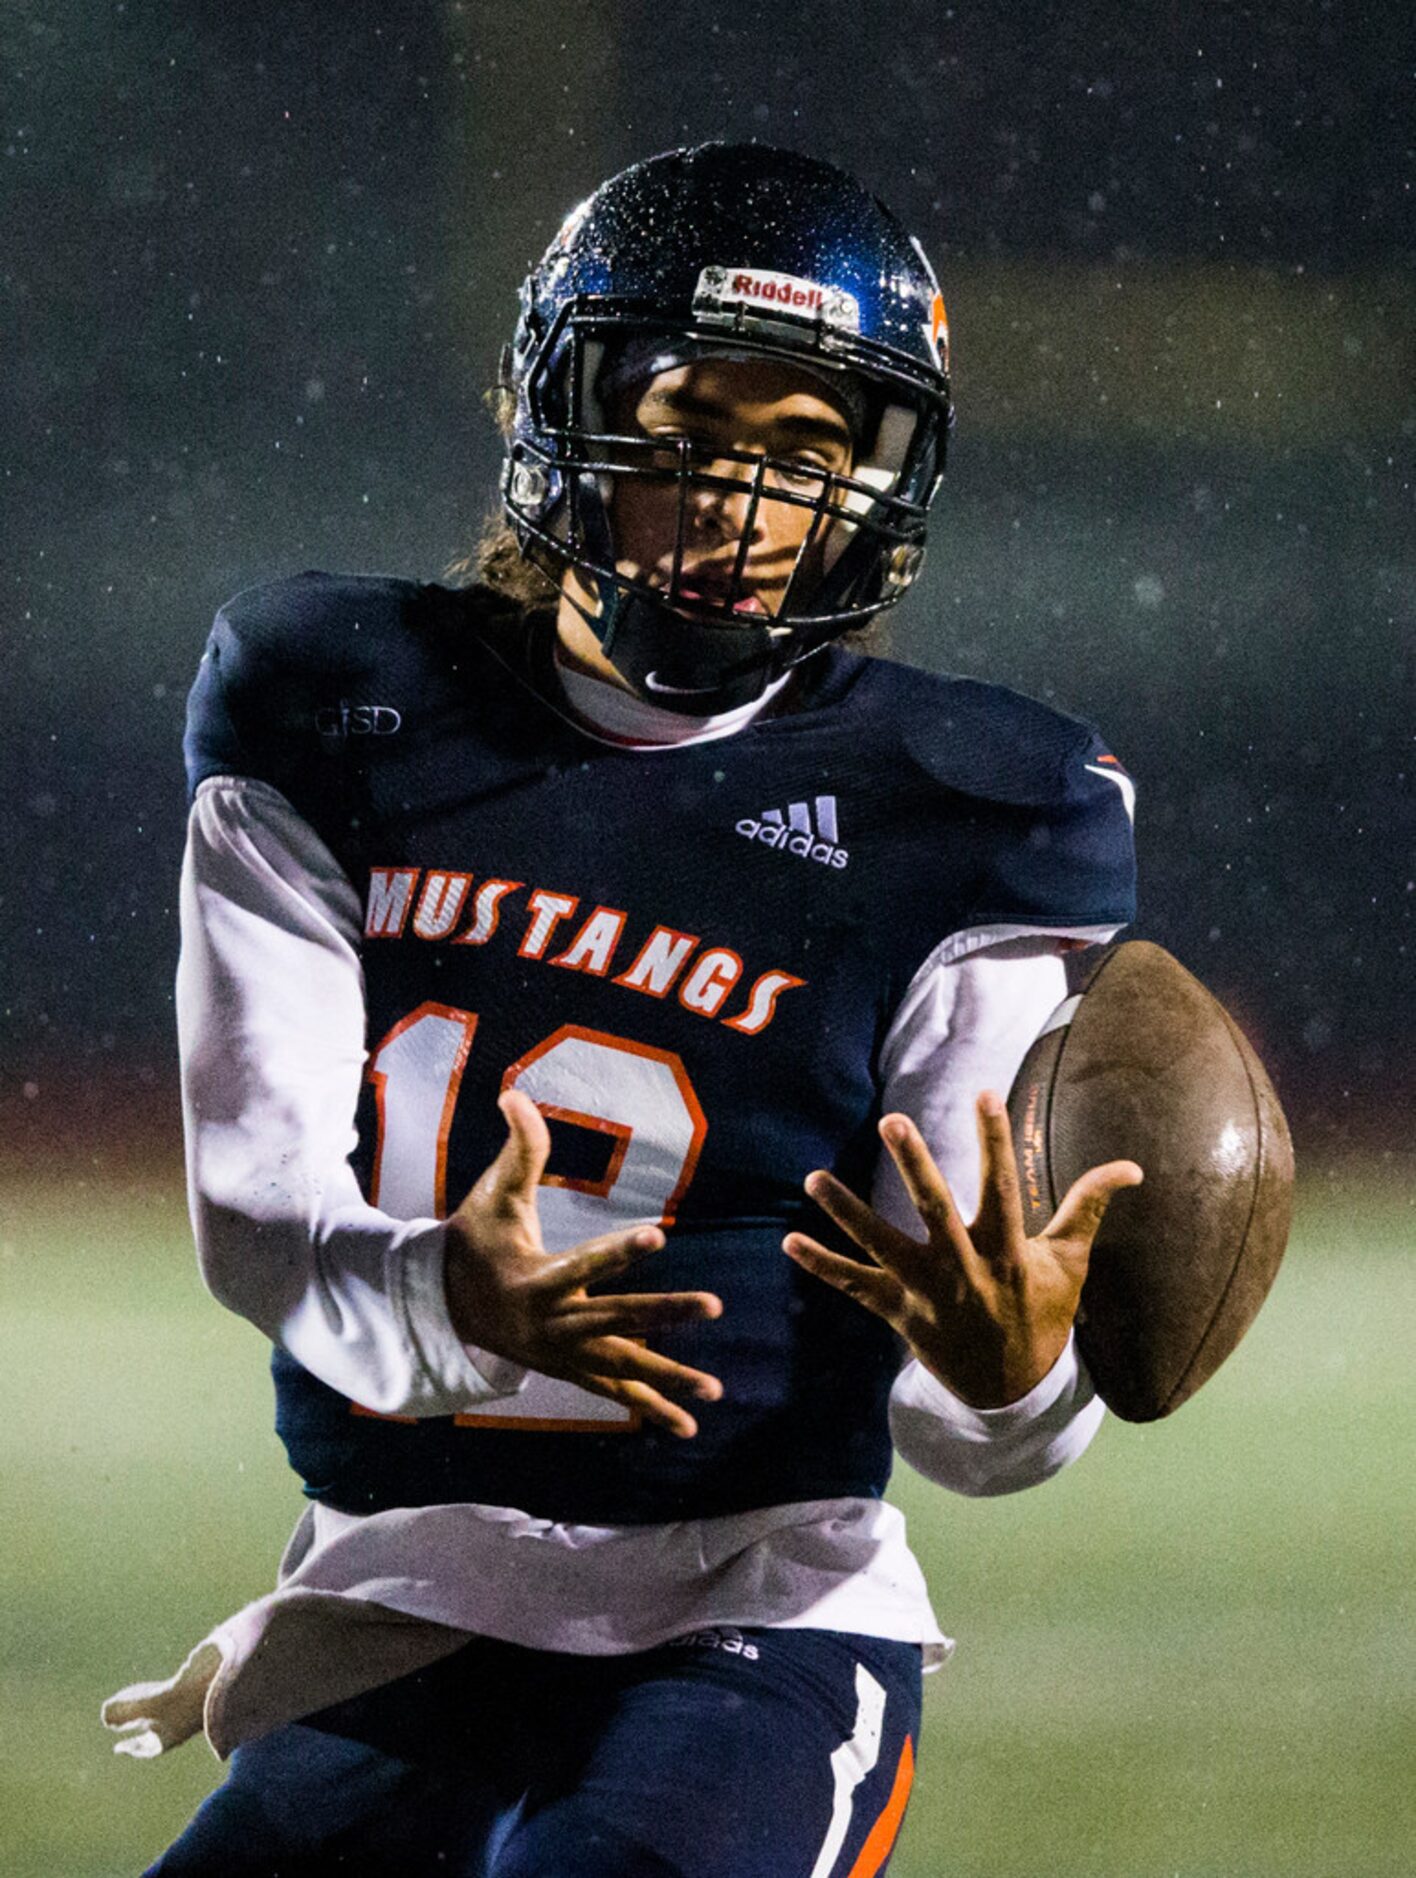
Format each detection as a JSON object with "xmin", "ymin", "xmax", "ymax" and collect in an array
[{"xmin": 501, "ymin": 142, "xmax": 952, "ymax": 711}]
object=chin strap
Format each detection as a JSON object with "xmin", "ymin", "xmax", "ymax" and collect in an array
[{"xmin": 591, "ymin": 583, "xmax": 785, "ymax": 716}]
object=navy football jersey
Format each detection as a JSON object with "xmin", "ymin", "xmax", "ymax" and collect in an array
[{"xmin": 184, "ymin": 572, "xmax": 1135, "ymax": 1524}]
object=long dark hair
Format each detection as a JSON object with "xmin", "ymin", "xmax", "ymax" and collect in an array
[{"xmin": 444, "ymin": 509, "xmax": 558, "ymax": 606}]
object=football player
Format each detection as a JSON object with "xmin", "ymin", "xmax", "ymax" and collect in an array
[{"xmin": 107, "ymin": 143, "xmax": 1141, "ymax": 1875}]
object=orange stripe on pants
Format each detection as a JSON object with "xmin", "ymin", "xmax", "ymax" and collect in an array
[{"xmin": 846, "ymin": 1733, "xmax": 915, "ymax": 1878}]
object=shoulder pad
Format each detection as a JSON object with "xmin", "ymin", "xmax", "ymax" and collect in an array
[
  {"xmin": 865, "ymin": 662, "xmax": 1098, "ymax": 808},
  {"xmin": 869, "ymin": 660, "xmax": 1138, "ymax": 933},
  {"xmin": 183, "ymin": 570, "xmax": 430, "ymax": 800}
]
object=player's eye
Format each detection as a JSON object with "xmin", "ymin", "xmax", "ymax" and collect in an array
[
  {"xmin": 649, "ymin": 427, "xmax": 709, "ymax": 450},
  {"xmin": 636, "ymin": 431, "xmax": 696, "ymax": 475},
  {"xmin": 645, "ymin": 429, "xmax": 719, "ymax": 469},
  {"xmin": 769, "ymin": 456, "xmax": 832, "ymax": 490}
]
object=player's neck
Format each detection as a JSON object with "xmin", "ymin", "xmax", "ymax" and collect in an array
[
  {"xmin": 552, "ymin": 597, "xmax": 787, "ymax": 748},
  {"xmin": 550, "ymin": 645, "xmax": 787, "ymax": 748}
]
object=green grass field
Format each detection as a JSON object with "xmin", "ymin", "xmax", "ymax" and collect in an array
[{"xmin": 1, "ymin": 1163, "xmax": 1411, "ymax": 1877}]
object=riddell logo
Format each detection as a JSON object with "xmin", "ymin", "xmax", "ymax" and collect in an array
[
  {"xmin": 693, "ymin": 266, "xmax": 860, "ymax": 334},
  {"xmin": 736, "ymin": 795, "xmax": 849, "ymax": 870},
  {"xmin": 731, "ymin": 271, "xmax": 826, "ymax": 312}
]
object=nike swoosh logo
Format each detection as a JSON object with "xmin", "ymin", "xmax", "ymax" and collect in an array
[
  {"xmin": 643, "ymin": 671, "xmax": 725, "ymax": 698},
  {"xmin": 1085, "ymin": 762, "xmax": 1137, "ymax": 824}
]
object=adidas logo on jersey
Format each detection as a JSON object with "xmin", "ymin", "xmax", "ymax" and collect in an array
[
  {"xmin": 668, "ymin": 1625, "xmax": 761, "ymax": 1660},
  {"xmin": 735, "ymin": 796, "xmax": 849, "ymax": 869}
]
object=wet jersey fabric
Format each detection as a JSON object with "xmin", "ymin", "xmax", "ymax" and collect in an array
[{"xmin": 184, "ymin": 571, "xmax": 1135, "ymax": 1526}]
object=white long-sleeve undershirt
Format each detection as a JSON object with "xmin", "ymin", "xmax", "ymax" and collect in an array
[{"xmin": 177, "ymin": 776, "xmax": 524, "ymax": 1416}]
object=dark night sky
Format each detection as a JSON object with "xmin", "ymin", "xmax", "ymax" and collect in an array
[{"xmin": 2, "ymin": 0, "xmax": 1411, "ymax": 1164}]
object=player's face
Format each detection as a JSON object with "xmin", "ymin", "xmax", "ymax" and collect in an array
[
  {"xmin": 609, "ymin": 357, "xmax": 857, "ymax": 617},
  {"xmin": 556, "ymin": 357, "xmax": 856, "ymax": 691}
]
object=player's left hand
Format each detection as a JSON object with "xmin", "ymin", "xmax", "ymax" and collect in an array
[{"xmin": 783, "ymin": 1091, "xmax": 1142, "ymax": 1409}]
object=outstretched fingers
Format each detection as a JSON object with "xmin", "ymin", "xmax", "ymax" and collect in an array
[
  {"xmin": 541, "ymin": 1335, "xmax": 721, "ymax": 1438},
  {"xmin": 804, "ymin": 1170, "xmax": 883, "ymax": 1252},
  {"xmin": 782, "ymin": 1230, "xmax": 904, "ymax": 1326},
  {"xmin": 874, "ymin": 1113, "xmax": 987, "ymax": 1286},
  {"xmin": 567, "ymin": 1289, "xmax": 724, "ymax": 1338},
  {"xmin": 970, "ymin": 1090, "xmax": 1025, "ymax": 1254},
  {"xmin": 878, "ymin": 1114, "xmax": 962, "ymax": 1231},
  {"xmin": 802, "ymin": 1167, "xmax": 934, "ymax": 1287},
  {"xmin": 542, "ymin": 1223, "xmax": 670, "ymax": 1293},
  {"xmin": 1045, "ymin": 1158, "xmax": 1144, "ymax": 1253},
  {"xmin": 578, "ymin": 1376, "xmax": 706, "ymax": 1441},
  {"xmin": 480, "ymin": 1089, "xmax": 552, "ymax": 1213},
  {"xmin": 573, "ymin": 1336, "xmax": 722, "ymax": 1401},
  {"xmin": 532, "ymin": 1224, "xmax": 724, "ymax": 1426}
]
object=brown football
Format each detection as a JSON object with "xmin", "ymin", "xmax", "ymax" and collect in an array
[{"xmin": 1007, "ymin": 941, "xmax": 1294, "ymax": 1421}]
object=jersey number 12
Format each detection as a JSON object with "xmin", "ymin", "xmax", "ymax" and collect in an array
[{"xmin": 365, "ymin": 1002, "xmax": 707, "ymax": 1431}]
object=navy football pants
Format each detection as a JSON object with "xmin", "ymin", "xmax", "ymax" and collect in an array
[{"xmin": 146, "ymin": 1627, "xmax": 921, "ymax": 1877}]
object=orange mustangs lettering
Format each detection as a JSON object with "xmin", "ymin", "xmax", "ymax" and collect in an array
[{"xmin": 364, "ymin": 867, "xmax": 805, "ymax": 1037}]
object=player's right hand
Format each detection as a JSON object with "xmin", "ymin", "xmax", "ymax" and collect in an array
[{"xmin": 442, "ymin": 1088, "xmax": 723, "ymax": 1438}]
